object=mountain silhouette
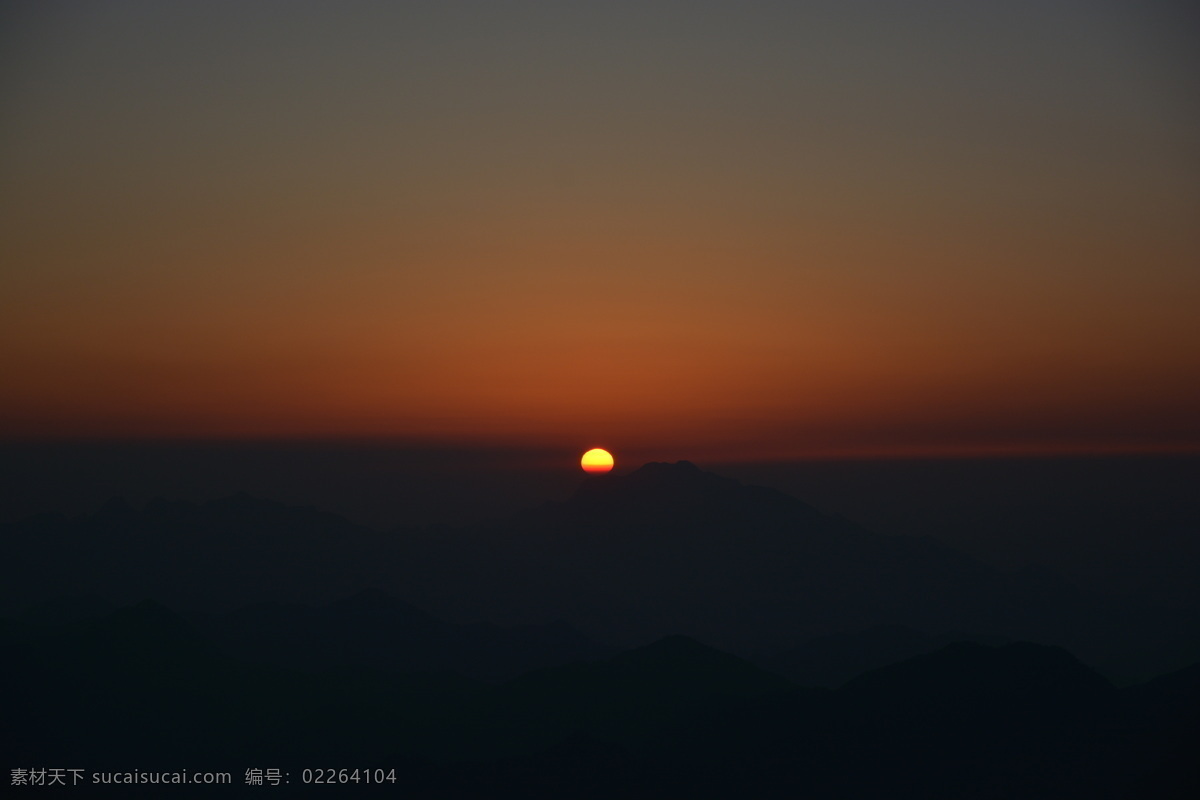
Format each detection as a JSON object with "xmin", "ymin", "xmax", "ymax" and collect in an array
[
  {"xmin": 392, "ymin": 461, "xmax": 1090, "ymax": 655},
  {"xmin": 5, "ymin": 601, "xmax": 1198, "ymax": 798},
  {"xmin": 840, "ymin": 640, "xmax": 1114, "ymax": 721},
  {"xmin": 195, "ymin": 588, "xmax": 613, "ymax": 681},
  {"xmin": 755, "ymin": 623, "xmax": 1012, "ymax": 687},
  {"xmin": 565, "ymin": 459, "xmax": 825, "ymax": 525},
  {"xmin": 2, "ymin": 461, "xmax": 1195, "ymax": 681}
]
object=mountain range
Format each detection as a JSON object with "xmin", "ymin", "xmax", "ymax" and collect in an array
[
  {"xmin": 4, "ymin": 461, "xmax": 1196, "ymax": 679},
  {"xmin": 4, "ymin": 461, "xmax": 1200, "ymax": 795},
  {"xmin": 3, "ymin": 598, "xmax": 1196, "ymax": 798}
]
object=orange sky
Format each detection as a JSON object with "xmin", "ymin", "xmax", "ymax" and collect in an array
[{"xmin": 2, "ymin": 1, "xmax": 1198, "ymax": 458}]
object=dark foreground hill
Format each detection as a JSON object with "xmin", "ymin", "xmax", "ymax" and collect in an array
[{"xmin": 2, "ymin": 600, "xmax": 1197, "ymax": 799}]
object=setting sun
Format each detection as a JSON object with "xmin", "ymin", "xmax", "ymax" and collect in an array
[{"xmin": 580, "ymin": 448, "xmax": 614, "ymax": 474}]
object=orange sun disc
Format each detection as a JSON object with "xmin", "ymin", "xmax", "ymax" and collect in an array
[{"xmin": 580, "ymin": 448, "xmax": 614, "ymax": 473}]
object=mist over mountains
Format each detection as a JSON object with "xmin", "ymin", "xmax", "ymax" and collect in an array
[
  {"xmin": 4, "ymin": 461, "xmax": 1196, "ymax": 679},
  {"xmin": 4, "ymin": 460, "xmax": 1198, "ymax": 796},
  {"xmin": 4, "ymin": 598, "xmax": 1197, "ymax": 798}
]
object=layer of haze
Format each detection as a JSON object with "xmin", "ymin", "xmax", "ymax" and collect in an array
[{"xmin": 3, "ymin": 0, "xmax": 1198, "ymax": 457}]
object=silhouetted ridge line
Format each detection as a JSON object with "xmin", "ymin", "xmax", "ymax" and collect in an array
[
  {"xmin": 5, "ymin": 594, "xmax": 1199, "ymax": 797},
  {"xmin": 574, "ymin": 460, "xmax": 748, "ymax": 497},
  {"xmin": 194, "ymin": 590, "xmax": 615, "ymax": 681},
  {"xmin": 4, "ymin": 465, "xmax": 1195, "ymax": 684},
  {"xmin": 608, "ymin": 635, "xmax": 794, "ymax": 696},
  {"xmin": 842, "ymin": 640, "xmax": 1114, "ymax": 710},
  {"xmin": 566, "ymin": 460, "xmax": 828, "ymax": 527}
]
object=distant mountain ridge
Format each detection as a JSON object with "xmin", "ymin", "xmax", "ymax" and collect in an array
[
  {"xmin": 3, "ymin": 461, "xmax": 1196, "ymax": 680},
  {"xmin": 3, "ymin": 598, "xmax": 1197, "ymax": 798},
  {"xmin": 403, "ymin": 461, "xmax": 1084, "ymax": 652},
  {"xmin": 193, "ymin": 588, "xmax": 614, "ymax": 681}
]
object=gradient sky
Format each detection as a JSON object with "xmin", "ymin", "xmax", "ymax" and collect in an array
[{"xmin": 2, "ymin": 0, "xmax": 1198, "ymax": 458}]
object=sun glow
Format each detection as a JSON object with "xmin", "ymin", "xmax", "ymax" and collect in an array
[{"xmin": 580, "ymin": 448, "xmax": 614, "ymax": 474}]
